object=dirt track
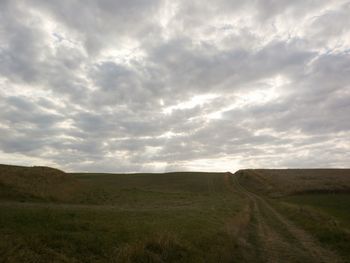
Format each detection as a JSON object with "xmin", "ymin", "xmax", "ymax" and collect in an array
[{"xmin": 226, "ymin": 172, "xmax": 343, "ymax": 263}]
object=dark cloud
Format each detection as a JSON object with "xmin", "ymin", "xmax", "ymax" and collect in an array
[{"xmin": 0, "ymin": 0, "xmax": 349, "ymax": 172}]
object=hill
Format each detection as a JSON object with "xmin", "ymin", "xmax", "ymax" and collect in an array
[
  {"xmin": 0, "ymin": 164, "xmax": 81, "ymax": 202},
  {"xmin": 237, "ymin": 169, "xmax": 350, "ymax": 197}
]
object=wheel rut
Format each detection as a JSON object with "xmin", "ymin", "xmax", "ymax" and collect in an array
[{"xmin": 226, "ymin": 172, "xmax": 343, "ymax": 263}]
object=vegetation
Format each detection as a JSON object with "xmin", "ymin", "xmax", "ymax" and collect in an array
[
  {"xmin": 0, "ymin": 164, "xmax": 81, "ymax": 202},
  {"xmin": 274, "ymin": 196, "xmax": 350, "ymax": 261},
  {"xmin": 0, "ymin": 166, "xmax": 244, "ymax": 262},
  {"xmin": 238, "ymin": 169, "xmax": 350, "ymax": 197},
  {"xmin": 0, "ymin": 165, "xmax": 349, "ymax": 262},
  {"xmin": 237, "ymin": 169, "xmax": 350, "ymax": 262}
]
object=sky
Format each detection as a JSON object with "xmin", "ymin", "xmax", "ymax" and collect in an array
[{"xmin": 0, "ymin": 0, "xmax": 349, "ymax": 173}]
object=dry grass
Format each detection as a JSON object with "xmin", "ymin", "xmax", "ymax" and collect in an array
[
  {"xmin": 1, "ymin": 165, "xmax": 349, "ymax": 262},
  {"xmin": 113, "ymin": 233, "xmax": 191, "ymax": 263},
  {"xmin": 238, "ymin": 169, "xmax": 350, "ymax": 197},
  {"xmin": 0, "ymin": 164, "xmax": 81, "ymax": 202},
  {"xmin": 0, "ymin": 165, "xmax": 244, "ymax": 262}
]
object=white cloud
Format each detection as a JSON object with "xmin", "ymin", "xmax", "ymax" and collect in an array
[{"xmin": 0, "ymin": 0, "xmax": 349, "ymax": 172}]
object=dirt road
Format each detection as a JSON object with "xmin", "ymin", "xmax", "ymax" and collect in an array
[{"xmin": 226, "ymin": 172, "xmax": 343, "ymax": 263}]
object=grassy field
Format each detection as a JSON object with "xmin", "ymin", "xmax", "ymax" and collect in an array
[
  {"xmin": 0, "ymin": 166, "xmax": 245, "ymax": 262},
  {"xmin": 0, "ymin": 165, "xmax": 350, "ymax": 262}
]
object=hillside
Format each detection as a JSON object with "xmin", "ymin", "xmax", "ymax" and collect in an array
[
  {"xmin": 237, "ymin": 169, "xmax": 350, "ymax": 197},
  {"xmin": 0, "ymin": 164, "xmax": 81, "ymax": 202}
]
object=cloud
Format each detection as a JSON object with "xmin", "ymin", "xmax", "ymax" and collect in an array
[{"xmin": 0, "ymin": 0, "xmax": 349, "ymax": 172}]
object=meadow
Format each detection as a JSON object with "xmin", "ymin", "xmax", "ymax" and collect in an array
[
  {"xmin": 0, "ymin": 165, "xmax": 349, "ymax": 262},
  {"xmin": 0, "ymin": 166, "xmax": 245, "ymax": 262}
]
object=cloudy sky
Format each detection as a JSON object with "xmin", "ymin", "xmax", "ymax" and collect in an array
[{"xmin": 0, "ymin": 0, "xmax": 349, "ymax": 172}]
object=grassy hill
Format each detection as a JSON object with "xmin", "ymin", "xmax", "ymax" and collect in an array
[
  {"xmin": 0, "ymin": 165, "xmax": 349, "ymax": 262},
  {"xmin": 0, "ymin": 164, "xmax": 81, "ymax": 202},
  {"xmin": 237, "ymin": 169, "xmax": 350, "ymax": 197}
]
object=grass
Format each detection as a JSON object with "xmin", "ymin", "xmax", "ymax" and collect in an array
[
  {"xmin": 282, "ymin": 193, "xmax": 350, "ymax": 225},
  {"xmin": 71, "ymin": 172, "xmax": 231, "ymax": 206},
  {"xmin": 0, "ymin": 206, "xmax": 228, "ymax": 262},
  {"xmin": 238, "ymin": 169, "xmax": 350, "ymax": 262},
  {"xmin": 1, "ymin": 165, "xmax": 350, "ymax": 262},
  {"xmin": 0, "ymin": 167, "xmax": 245, "ymax": 262},
  {"xmin": 279, "ymin": 193, "xmax": 350, "ymax": 260},
  {"xmin": 273, "ymin": 196, "xmax": 350, "ymax": 261},
  {"xmin": 0, "ymin": 164, "xmax": 81, "ymax": 202},
  {"xmin": 238, "ymin": 169, "xmax": 350, "ymax": 197}
]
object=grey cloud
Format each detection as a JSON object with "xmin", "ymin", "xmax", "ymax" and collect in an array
[
  {"xmin": 0, "ymin": 1, "xmax": 46, "ymax": 83},
  {"xmin": 253, "ymin": 0, "xmax": 329, "ymax": 20},
  {"xmin": 305, "ymin": 2, "xmax": 350, "ymax": 48},
  {"xmin": 0, "ymin": 96, "xmax": 63, "ymax": 129},
  {"xmin": 0, "ymin": 95, "xmax": 66, "ymax": 155},
  {"xmin": 0, "ymin": 2, "xmax": 89, "ymax": 103},
  {"xmin": 146, "ymin": 39, "xmax": 315, "ymax": 98},
  {"xmin": 0, "ymin": 0, "xmax": 349, "ymax": 172},
  {"xmin": 30, "ymin": 0, "xmax": 162, "ymax": 55}
]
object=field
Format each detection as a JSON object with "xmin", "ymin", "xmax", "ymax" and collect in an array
[{"xmin": 0, "ymin": 165, "xmax": 350, "ymax": 262}]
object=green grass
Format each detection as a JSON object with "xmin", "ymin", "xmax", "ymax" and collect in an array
[
  {"xmin": 0, "ymin": 171, "xmax": 245, "ymax": 262},
  {"xmin": 272, "ymin": 194, "xmax": 350, "ymax": 261},
  {"xmin": 0, "ymin": 164, "xmax": 80, "ymax": 202},
  {"xmin": 2, "ymin": 166, "xmax": 350, "ymax": 262},
  {"xmin": 282, "ymin": 193, "xmax": 350, "ymax": 226},
  {"xmin": 238, "ymin": 169, "xmax": 350, "ymax": 197},
  {"xmin": 72, "ymin": 172, "xmax": 229, "ymax": 203},
  {"xmin": 0, "ymin": 206, "xmax": 233, "ymax": 262},
  {"xmin": 238, "ymin": 169, "xmax": 350, "ymax": 262}
]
